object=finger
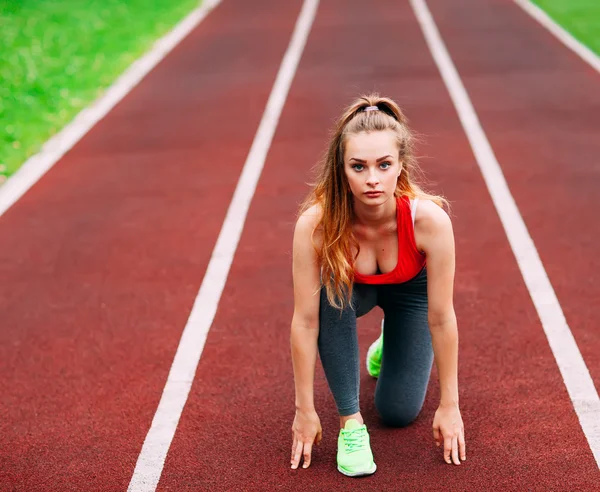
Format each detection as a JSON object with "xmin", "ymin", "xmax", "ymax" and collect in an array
[
  {"xmin": 291, "ymin": 441, "xmax": 303, "ymax": 469},
  {"xmin": 291, "ymin": 436, "xmax": 297, "ymax": 462},
  {"xmin": 316, "ymin": 428, "xmax": 323, "ymax": 445},
  {"xmin": 302, "ymin": 442, "xmax": 313, "ymax": 469},
  {"xmin": 432, "ymin": 427, "xmax": 441, "ymax": 447},
  {"xmin": 451, "ymin": 436, "xmax": 460, "ymax": 465},
  {"xmin": 459, "ymin": 429, "xmax": 467, "ymax": 461},
  {"xmin": 444, "ymin": 437, "xmax": 452, "ymax": 464}
]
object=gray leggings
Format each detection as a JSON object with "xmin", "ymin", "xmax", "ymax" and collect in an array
[{"xmin": 317, "ymin": 268, "xmax": 433, "ymax": 427}]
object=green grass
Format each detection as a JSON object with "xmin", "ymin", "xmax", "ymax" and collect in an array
[
  {"xmin": 2, "ymin": 1, "xmax": 598, "ymax": 183},
  {"xmin": 0, "ymin": 0, "xmax": 203, "ymax": 181},
  {"xmin": 532, "ymin": 0, "xmax": 600, "ymax": 56}
]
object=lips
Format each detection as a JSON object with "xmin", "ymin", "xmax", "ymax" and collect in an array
[{"xmin": 365, "ymin": 191, "xmax": 383, "ymax": 196}]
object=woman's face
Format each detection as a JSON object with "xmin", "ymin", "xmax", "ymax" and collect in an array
[{"xmin": 343, "ymin": 130, "xmax": 401, "ymax": 207}]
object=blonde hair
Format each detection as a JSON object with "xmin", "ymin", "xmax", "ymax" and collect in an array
[{"xmin": 300, "ymin": 93, "xmax": 448, "ymax": 309}]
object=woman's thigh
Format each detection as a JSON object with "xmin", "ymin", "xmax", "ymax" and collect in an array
[{"xmin": 375, "ymin": 269, "xmax": 433, "ymax": 426}]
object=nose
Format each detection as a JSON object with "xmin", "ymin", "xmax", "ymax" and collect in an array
[{"xmin": 366, "ymin": 169, "xmax": 379, "ymax": 186}]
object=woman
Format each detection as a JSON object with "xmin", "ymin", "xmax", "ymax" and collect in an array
[{"xmin": 289, "ymin": 94, "xmax": 466, "ymax": 476}]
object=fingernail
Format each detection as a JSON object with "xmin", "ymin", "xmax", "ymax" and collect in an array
[{"xmin": 303, "ymin": 464, "xmax": 308, "ymax": 469}]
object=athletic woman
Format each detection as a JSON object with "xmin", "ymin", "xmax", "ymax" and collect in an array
[{"xmin": 289, "ymin": 94, "xmax": 466, "ymax": 476}]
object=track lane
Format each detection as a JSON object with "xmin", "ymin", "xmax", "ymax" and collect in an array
[
  {"xmin": 0, "ymin": 1, "xmax": 303, "ymax": 490},
  {"xmin": 157, "ymin": 0, "xmax": 598, "ymax": 489},
  {"xmin": 426, "ymin": 0, "xmax": 600, "ymax": 460}
]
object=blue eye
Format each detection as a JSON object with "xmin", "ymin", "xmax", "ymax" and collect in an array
[
  {"xmin": 380, "ymin": 161, "xmax": 391, "ymax": 169},
  {"xmin": 351, "ymin": 164, "xmax": 364, "ymax": 171}
]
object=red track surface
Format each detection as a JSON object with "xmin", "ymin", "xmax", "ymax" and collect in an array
[
  {"xmin": 1, "ymin": 0, "xmax": 599, "ymax": 490},
  {"xmin": 428, "ymin": 0, "xmax": 600, "ymax": 397},
  {"xmin": 0, "ymin": 1, "xmax": 302, "ymax": 490}
]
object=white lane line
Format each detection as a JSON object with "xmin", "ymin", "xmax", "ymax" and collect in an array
[
  {"xmin": 514, "ymin": 0, "xmax": 600, "ymax": 74},
  {"xmin": 0, "ymin": 0, "xmax": 222, "ymax": 220},
  {"xmin": 410, "ymin": 0, "xmax": 600, "ymax": 468},
  {"xmin": 126, "ymin": 0, "xmax": 320, "ymax": 490}
]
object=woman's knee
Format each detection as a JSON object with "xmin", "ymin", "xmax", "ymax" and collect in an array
[{"xmin": 375, "ymin": 398, "xmax": 424, "ymax": 428}]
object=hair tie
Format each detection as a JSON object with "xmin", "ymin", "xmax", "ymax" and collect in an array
[{"xmin": 364, "ymin": 106, "xmax": 379, "ymax": 112}]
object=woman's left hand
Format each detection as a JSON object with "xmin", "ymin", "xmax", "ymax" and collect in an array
[{"xmin": 432, "ymin": 403, "xmax": 466, "ymax": 465}]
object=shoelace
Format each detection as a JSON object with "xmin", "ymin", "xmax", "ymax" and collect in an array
[{"xmin": 341, "ymin": 428, "xmax": 367, "ymax": 453}]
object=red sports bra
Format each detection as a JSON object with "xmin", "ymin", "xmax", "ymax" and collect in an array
[{"xmin": 353, "ymin": 196, "xmax": 426, "ymax": 285}]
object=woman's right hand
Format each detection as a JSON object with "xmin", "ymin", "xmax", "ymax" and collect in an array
[{"xmin": 291, "ymin": 408, "xmax": 322, "ymax": 469}]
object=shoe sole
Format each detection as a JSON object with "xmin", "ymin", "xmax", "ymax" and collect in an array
[{"xmin": 337, "ymin": 462, "xmax": 377, "ymax": 477}]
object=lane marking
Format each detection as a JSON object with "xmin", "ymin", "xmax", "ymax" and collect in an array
[
  {"xmin": 126, "ymin": 0, "xmax": 320, "ymax": 490},
  {"xmin": 514, "ymin": 0, "xmax": 600, "ymax": 74},
  {"xmin": 410, "ymin": 0, "xmax": 600, "ymax": 468},
  {"xmin": 0, "ymin": 0, "xmax": 222, "ymax": 220}
]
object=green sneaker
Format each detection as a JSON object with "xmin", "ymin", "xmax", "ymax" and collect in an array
[
  {"xmin": 366, "ymin": 320, "xmax": 384, "ymax": 378},
  {"xmin": 337, "ymin": 419, "xmax": 377, "ymax": 477}
]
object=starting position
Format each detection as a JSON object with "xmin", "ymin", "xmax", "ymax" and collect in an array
[{"xmin": 290, "ymin": 94, "xmax": 466, "ymax": 476}]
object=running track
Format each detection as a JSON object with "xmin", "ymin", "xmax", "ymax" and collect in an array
[{"xmin": 1, "ymin": 0, "xmax": 599, "ymax": 490}]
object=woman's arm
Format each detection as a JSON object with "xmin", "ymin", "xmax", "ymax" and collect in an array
[
  {"xmin": 289, "ymin": 207, "xmax": 323, "ymax": 470},
  {"xmin": 290, "ymin": 209, "xmax": 322, "ymax": 411},
  {"xmin": 415, "ymin": 199, "xmax": 466, "ymax": 465},
  {"xmin": 417, "ymin": 200, "xmax": 458, "ymax": 406}
]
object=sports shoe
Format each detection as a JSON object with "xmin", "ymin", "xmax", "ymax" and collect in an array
[
  {"xmin": 337, "ymin": 419, "xmax": 377, "ymax": 477},
  {"xmin": 366, "ymin": 319, "xmax": 384, "ymax": 378}
]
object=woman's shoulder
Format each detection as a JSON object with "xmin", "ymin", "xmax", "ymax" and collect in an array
[
  {"xmin": 294, "ymin": 203, "xmax": 324, "ymax": 248},
  {"xmin": 295, "ymin": 203, "xmax": 323, "ymax": 232},
  {"xmin": 413, "ymin": 197, "xmax": 452, "ymax": 238}
]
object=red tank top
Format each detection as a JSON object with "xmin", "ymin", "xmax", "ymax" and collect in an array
[{"xmin": 353, "ymin": 196, "xmax": 426, "ymax": 285}]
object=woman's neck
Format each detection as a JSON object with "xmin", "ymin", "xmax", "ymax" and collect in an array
[{"xmin": 352, "ymin": 196, "xmax": 397, "ymax": 228}]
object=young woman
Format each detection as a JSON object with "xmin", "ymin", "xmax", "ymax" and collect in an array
[{"xmin": 289, "ymin": 94, "xmax": 466, "ymax": 476}]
